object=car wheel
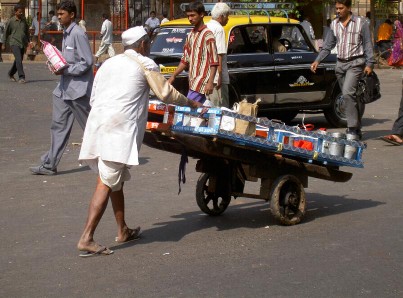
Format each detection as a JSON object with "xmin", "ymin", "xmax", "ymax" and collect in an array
[{"xmin": 324, "ymin": 92, "xmax": 365, "ymax": 128}]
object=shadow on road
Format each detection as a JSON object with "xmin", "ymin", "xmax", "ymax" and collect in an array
[
  {"xmin": 57, "ymin": 165, "xmax": 90, "ymax": 175},
  {"xmin": 110, "ymin": 193, "xmax": 383, "ymax": 251}
]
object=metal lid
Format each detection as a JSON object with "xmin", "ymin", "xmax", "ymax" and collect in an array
[
  {"xmin": 331, "ymin": 132, "xmax": 346, "ymax": 139},
  {"xmin": 346, "ymin": 133, "xmax": 359, "ymax": 140}
]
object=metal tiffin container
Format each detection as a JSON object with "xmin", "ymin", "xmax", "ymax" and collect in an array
[
  {"xmin": 343, "ymin": 133, "xmax": 360, "ymax": 159},
  {"xmin": 329, "ymin": 132, "xmax": 346, "ymax": 157}
]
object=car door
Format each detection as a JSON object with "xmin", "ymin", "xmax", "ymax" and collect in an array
[
  {"xmin": 227, "ymin": 25, "xmax": 276, "ymax": 104},
  {"xmin": 269, "ymin": 24, "xmax": 327, "ymax": 105}
]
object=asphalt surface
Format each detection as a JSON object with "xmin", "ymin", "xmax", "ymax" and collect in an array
[{"xmin": 0, "ymin": 62, "xmax": 402, "ymax": 297}]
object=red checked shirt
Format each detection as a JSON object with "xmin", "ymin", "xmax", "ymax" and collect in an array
[{"xmin": 181, "ymin": 25, "xmax": 219, "ymax": 94}]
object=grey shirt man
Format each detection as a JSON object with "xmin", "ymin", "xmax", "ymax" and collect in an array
[
  {"xmin": 316, "ymin": 15, "xmax": 374, "ymax": 67},
  {"xmin": 53, "ymin": 22, "xmax": 93, "ymax": 100},
  {"xmin": 313, "ymin": 14, "xmax": 374, "ymax": 136},
  {"xmin": 30, "ymin": 21, "xmax": 93, "ymax": 175}
]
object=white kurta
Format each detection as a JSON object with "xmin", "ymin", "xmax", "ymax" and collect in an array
[
  {"xmin": 79, "ymin": 49, "xmax": 159, "ymax": 169},
  {"xmin": 206, "ymin": 20, "xmax": 229, "ymax": 85}
]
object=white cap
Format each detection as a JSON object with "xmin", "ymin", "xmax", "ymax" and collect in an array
[{"xmin": 122, "ymin": 26, "xmax": 148, "ymax": 46}]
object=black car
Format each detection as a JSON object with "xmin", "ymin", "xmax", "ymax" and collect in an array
[{"xmin": 150, "ymin": 15, "xmax": 364, "ymax": 127}]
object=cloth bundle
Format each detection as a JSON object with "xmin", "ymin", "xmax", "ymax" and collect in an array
[{"xmin": 125, "ymin": 53, "xmax": 189, "ymax": 106}]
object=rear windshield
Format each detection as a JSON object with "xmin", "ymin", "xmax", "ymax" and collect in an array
[{"xmin": 151, "ymin": 27, "xmax": 191, "ymax": 55}]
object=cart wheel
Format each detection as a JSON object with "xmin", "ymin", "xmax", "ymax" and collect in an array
[
  {"xmin": 196, "ymin": 173, "xmax": 231, "ymax": 216},
  {"xmin": 270, "ymin": 175, "xmax": 306, "ymax": 225}
]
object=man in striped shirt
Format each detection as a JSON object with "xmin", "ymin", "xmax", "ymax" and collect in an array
[
  {"xmin": 168, "ymin": 1, "xmax": 219, "ymax": 104},
  {"xmin": 311, "ymin": 0, "xmax": 374, "ymax": 139}
]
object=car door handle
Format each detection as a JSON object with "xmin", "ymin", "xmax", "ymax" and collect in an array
[
  {"xmin": 227, "ymin": 61, "xmax": 238, "ymax": 65},
  {"xmin": 274, "ymin": 58, "xmax": 284, "ymax": 62}
]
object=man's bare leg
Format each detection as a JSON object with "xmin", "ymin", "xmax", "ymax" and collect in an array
[
  {"xmin": 111, "ymin": 186, "xmax": 141, "ymax": 242},
  {"xmin": 77, "ymin": 176, "xmax": 111, "ymax": 252},
  {"xmin": 110, "ymin": 188, "xmax": 128, "ymax": 240}
]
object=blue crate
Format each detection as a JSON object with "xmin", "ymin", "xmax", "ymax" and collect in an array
[
  {"xmin": 172, "ymin": 106, "xmax": 222, "ymax": 135},
  {"xmin": 171, "ymin": 107, "xmax": 366, "ymax": 168}
]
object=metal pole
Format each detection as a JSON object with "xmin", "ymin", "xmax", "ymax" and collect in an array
[
  {"xmin": 81, "ymin": 0, "xmax": 85, "ymax": 20},
  {"xmin": 125, "ymin": 0, "xmax": 129, "ymax": 29},
  {"xmin": 38, "ymin": 0, "xmax": 42, "ymax": 41}
]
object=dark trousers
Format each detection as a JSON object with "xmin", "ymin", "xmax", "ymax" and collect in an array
[
  {"xmin": 41, "ymin": 95, "xmax": 91, "ymax": 170},
  {"xmin": 392, "ymin": 81, "xmax": 403, "ymax": 136},
  {"xmin": 378, "ymin": 40, "xmax": 392, "ymax": 59},
  {"xmin": 9, "ymin": 45, "xmax": 25, "ymax": 79}
]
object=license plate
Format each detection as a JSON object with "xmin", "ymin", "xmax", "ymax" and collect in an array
[{"xmin": 160, "ymin": 66, "xmax": 177, "ymax": 74}]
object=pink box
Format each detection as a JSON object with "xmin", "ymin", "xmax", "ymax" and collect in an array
[{"xmin": 41, "ymin": 40, "xmax": 68, "ymax": 73}]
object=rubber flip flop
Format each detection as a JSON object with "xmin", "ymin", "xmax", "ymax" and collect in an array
[
  {"xmin": 79, "ymin": 246, "xmax": 114, "ymax": 258},
  {"xmin": 115, "ymin": 227, "xmax": 142, "ymax": 243},
  {"xmin": 379, "ymin": 136, "xmax": 402, "ymax": 146}
]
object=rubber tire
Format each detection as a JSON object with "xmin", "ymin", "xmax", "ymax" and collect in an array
[
  {"xmin": 196, "ymin": 173, "xmax": 231, "ymax": 216},
  {"xmin": 270, "ymin": 175, "xmax": 306, "ymax": 225},
  {"xmin": 324, "ymin": 91, "xmax": 365, "ymax": 128}
]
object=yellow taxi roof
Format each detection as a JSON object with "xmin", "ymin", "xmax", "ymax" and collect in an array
[
  {"xmin": 161, "ymin": 15, "xmax": 299, "ymax": 45},
  {"xmin": 162, "ymin": 15, "xmax": 299, "ymax": 28}
]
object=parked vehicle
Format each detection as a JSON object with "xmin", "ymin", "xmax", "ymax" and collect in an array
[{"xmin": 150, "ymin": 11, "xmax": 364, "ymax": 127}]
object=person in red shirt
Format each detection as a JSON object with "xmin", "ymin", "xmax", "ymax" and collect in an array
[{"xmin": 168, "ymin": 1, "xmax": 219, "ymax": 105}]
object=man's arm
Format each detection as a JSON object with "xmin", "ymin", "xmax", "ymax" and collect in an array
[
  {"xmin": 216, "ymin": 54, "xmax": 223, "ymax": 88},
  {"xmin": 205, "ymin": 36, "xmax": 219, "ymax": 95},
  {"xmin": 100, "ymin": 22, "xmax": 106, "ymax": 36},
  {"xmin": 311, "ymin": 26, "xmax": 337, "ymax": 73},
  {"xmin": 361, "ymin": 21, "xmax": 374, "ymax": 75},
  {"xmin": 213, "ymin": 28, "xmax": 226, "ymax": 89},
  {"xmin": 205, "ymin": 65, "xmax": 217, "ymax": 95},
  {"xmin": 24, "ymin": 19, "xmax": 30, "ymax": 48},
  {"xmin": 168, "ymin": 39, "xmax": 190, "ymax": 84},
  {"xmin": 168, "ymin": 62, "xmax": 187, "ymax": 85}
]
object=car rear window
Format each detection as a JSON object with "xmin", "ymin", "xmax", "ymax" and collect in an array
[{"xmin": 151, "ymin": 27, "xmax": 191, "ymax": 55}]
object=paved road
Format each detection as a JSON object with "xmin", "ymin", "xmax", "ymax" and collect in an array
[{"xmin": 0, "ymin": 62, "xmax": 402, "ymax": 297}]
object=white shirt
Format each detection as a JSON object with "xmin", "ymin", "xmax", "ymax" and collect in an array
[
  {"xmin": 100, "ymin": 19, "xmax": 113, "ymax": 44},
  {"xmin": 79, "ymin": 49, "xmax": 159, "ymax": 167},
  {"xmin": 31, "ymin": 17, "xmax": 39, "ymax": 36},
  {"xmin": 161, "ymin": 18, "xmax": 169, "ymax": 25},
  {"xmin": 207, "ymin": 19, "xmax": 229, "ymax": 85},
  {"xmin": 145, "ymin": 17, "xmax": 160, "ymax": 30},
  {"xmin": 51, "ymin": 15, "xmax": 61, "ymax": 31}
]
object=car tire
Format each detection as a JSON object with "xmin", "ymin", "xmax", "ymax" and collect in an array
[{"xmin": 324, "ymin": 91, "xmax": 365, "ymax": 128}]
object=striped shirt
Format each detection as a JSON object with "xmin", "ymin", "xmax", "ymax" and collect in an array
[
  {"xmin": 181, "ymin": 25, "xmax": 219, "ymax": 94},
  {"xmin": 316, "ymin": 14, "xmax": 374, "ymax": 67}
]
